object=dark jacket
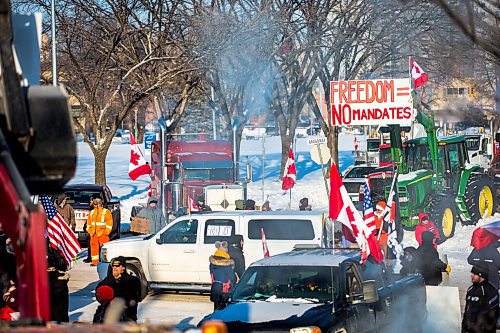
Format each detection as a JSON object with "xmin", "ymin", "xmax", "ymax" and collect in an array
[
  {"xmin": 462, "ymin": 280, "xmax": 499, "ymax": 333},
  {"xmin": 400, "ymin": 258, "xmax": 418, "ymax": 277},
  {"xmin": 228, "ymin": 245, "xmax": 245, "ymax": 279},
  {"xmin": 209, "ymin": 250, "xmax": 236, "ymax": 309},
  {"xmin": 416, "ymin": 232, "xmax": 447, "ymax": 286},
  {"xmin": 467, "ymin": 242, "xmax": 500, "ymax": 290},
  {"xmin": 47, "ymin": 246, "xmax": 69, "ymax": 323},
  {"xmin": 96, "ymin": 271, "xmax": 142, "ymax": 321}
]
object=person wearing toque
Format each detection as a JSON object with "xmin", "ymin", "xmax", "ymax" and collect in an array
[
  {"xmin": 95, "ymin": 256, "xmax": 142, "ymax": 322},
  {"xmin": 462, "ymin": 262, "xmax": 499, "ymax": 333}
]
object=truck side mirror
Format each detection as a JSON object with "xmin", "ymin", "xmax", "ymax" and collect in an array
[
  {"xmin": 156, "ymin": 236, "xmax": 162, "ymax": 245},
  {"xmin": 362, "ymin": 280, "xmax": 379, "ymax": 303}
]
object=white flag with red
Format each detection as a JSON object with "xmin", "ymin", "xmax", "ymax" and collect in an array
[
  {"xmin": 187, "ymin": 196, "xmax": 199, "ymax": 214},
  {"xmin": 282, "ymin": 148, "xmax": 296, "ymax": 190},
  {"xmin": 410, "ymin": 57, "xmax": 428, "ymax": 89},
  {"xmin": 329, "ymin": 161, "xmax": 384, "ymax": 263},
  {"xmin": 129, "ymin": 133, "xmax": 152, "ymax": 181},
  {"xmin": 261, "ymin": 228, "xmax": 270, "ymax": 258}
]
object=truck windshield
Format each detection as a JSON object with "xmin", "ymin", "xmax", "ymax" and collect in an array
[
  {"xmin": 183, "ymin": 168, "xmax": 233, "ymax": 181},
  {"xmin": 465, "ymin": 137, "xmax": 480, "ymax": 151},
  {"xmin": 231, "ymin": 266, "xmax": 338, "ymax": 303},
  {"xmin": 344, "ymin": 166, "xmax": 376, "ymax": 178},
  {"xmin": 367, "ymin": 140, "xmax": 380, "ymax": 152},
  {"xmin": 406, "ymin": 143, "xmax": 432, "ymax": 171}
]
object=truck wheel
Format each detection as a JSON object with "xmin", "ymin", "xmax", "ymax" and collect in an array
[
  {"xmin": 428, "ymin": 197, "xmax": 457, "ymax": 241},
  {"xmin": 464, "ymin": 175, "xmax": 497, "ymax": 225},
  {"xmin": 126, "ymin": 263, "xmax": 149, "ymax": 301}
]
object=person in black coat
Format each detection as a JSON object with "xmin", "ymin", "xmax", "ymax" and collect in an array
[
  {"xmin": 96, "ymin": 256, "xmax": 142, "ymax": 322},
  {"xmin": 47, "ymin": 244, "xmax": 69, "ymax": 322},
  {"xmin": 415, "ymin": 231, "xmax": 448, "ymax": 286},
  {"xmin": 400, "ymin": 246, "xmax": 418, "ymax": 277},
  {"xmin": 462, "ymin": 262, "xmax": 499, "ymax": 333},
  {"xmin": 209, "ymin": 241, "xmax": 236, "ymax": 311},
  {"xmin": 228, "ymin": 235, "xmax": 246, "ymax": 280}
]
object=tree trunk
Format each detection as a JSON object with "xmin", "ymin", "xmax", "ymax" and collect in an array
[{"xmin": 94, "ymin": 149, "xmax": 107, "ymax": 185}]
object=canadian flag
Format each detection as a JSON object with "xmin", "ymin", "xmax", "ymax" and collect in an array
[
  {"xmin": 410, "ymin": 57, "xmax": 428, "ymax": 89},
  {"xmin": 261, "ymin": 228, "xmax": 270, "ymax": 258},
  {"xmin": 354, "ymin": 136, "xmax": 359, "ymax": 151},
  {"xmin": 282, "ymin": 148, "xmax": 296, "ymax": 190},
  {"xmin": 128, "ymin": 133, "xmax": 152, "ymax": 181},
  {"xmin": 329, "ymin": 161, "xmax": 384, "ymax": 263},
  {"xmin": 187, "ymin": 196, "xmax": 199, "ymax": 214}
]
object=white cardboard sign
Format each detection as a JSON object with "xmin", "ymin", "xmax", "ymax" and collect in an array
[
  {"xmin": 307, "ymin": 137, "xmax": 327, "ymax": 145},
  {"xmin": 330, "ymin": 78, "xmax": 414, "ymax": 126}
]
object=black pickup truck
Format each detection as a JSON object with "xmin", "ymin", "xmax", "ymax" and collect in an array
[
  {"xmin": 199, "ymin": 249, "xmax": 427, "ymax": 333},
  {"xmin": 54, "ymin": 184, "xmax": 121, "ymax": 246}
]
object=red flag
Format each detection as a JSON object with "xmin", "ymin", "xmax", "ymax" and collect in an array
[
  {"xmin": 187, "ymin": 196, "xmax": 199, "ymax": 214},
  {"xmin": 261, "ymin": 228, "xmax": 270, "ymax": 258},
  {"xmin": 282, "ymin": 149, "xmax": 296, "ymax": 190},
  {"xmin": 470, "ymin": 221, "xmax": 500, "ymax": 250},
  {"xmin": 129, "ymin": 133, "xmax": 152, "ymax": 181},
  {"xmin": 410, "ymin": 57, "xmax": 428, "ymax": 89},
  {"xmin": 329, "ymin": 162, "xmax": 384, "ymax": 263},
  {"xmin": 40, "ymin": 195, "xmax": 81, "ymax": 267}
]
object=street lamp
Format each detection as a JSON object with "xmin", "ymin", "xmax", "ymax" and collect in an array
[{"xmin": 51, "ymin": 0, "xmax": 57, "ymax": 86}]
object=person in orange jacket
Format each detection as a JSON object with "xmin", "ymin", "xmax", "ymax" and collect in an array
[
  {"xmin": 87, "ymin": 198, "xmax": 113, "ymax": 266},
  {"xmin": 374, "ymin": 201, "xmax": 389, "ymax": 257}
]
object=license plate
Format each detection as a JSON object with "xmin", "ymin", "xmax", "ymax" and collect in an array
[
  {"xmin": 74, "ymin": 210, "xmax": 89, "ymax": 232},
  {"xmin": 399, "ymin": 197, "xmax": 408, "ymax": 203}
]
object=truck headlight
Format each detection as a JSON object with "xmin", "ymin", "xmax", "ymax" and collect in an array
[
  {"xmin": 100, "ymin": 247, "xmax": 108, "ymax": 262},
  {"xmin": 290, "ymin": 327, "xmax": 322, "ymax": 333}
]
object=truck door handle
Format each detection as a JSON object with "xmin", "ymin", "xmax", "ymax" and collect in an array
[{"xmin": 183, "ymin": 250, "xmax": 195, "ymax": 253}]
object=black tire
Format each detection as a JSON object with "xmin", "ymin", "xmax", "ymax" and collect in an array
[
  {"xmin": 126, "ymin": 263, "xmax": 149, "ymax": 301},
  {"xmin": 464, "ymin": 174, "xmax": 497, "ymax": 225},
  {"xmin": 428, "ymin": 196, "xmax": 457, "ymax": 242}
]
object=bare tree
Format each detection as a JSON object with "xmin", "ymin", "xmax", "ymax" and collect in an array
[{"xmin": 25, "ymin": 0, "xmax": 201, "ymax": 184}]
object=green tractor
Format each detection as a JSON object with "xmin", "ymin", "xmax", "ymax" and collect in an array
[{"xmin": 387, "ymin": 110, "xmax": 497, "ymax": 242}]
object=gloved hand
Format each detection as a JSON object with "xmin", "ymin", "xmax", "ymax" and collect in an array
[{"xmin": 445, "ymin": 264, "xmax": 451, "ymax": 274}]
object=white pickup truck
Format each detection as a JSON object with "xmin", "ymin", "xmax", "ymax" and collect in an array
[{"xmin": 97, "ymin": 210, "xmax": 326, "ymax": 299}]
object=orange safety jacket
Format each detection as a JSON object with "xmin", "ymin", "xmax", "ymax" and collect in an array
[{"xmin": 87, "ymin": 207, "xmax": 113, "ymax": 237}]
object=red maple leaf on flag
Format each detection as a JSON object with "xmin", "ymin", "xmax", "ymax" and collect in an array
[{"xmin": 130, "ymin": 150, "xmax": 141, "ymax": 166}]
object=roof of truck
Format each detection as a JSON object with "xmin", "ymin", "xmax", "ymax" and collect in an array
[
  {"xmin": 250, "ymin": 248, "xmax": 361, "ymax": 267},
  {"xmin": 406, "ymin": 135, "xmax": 465, "ymax": 145},
  {"xmin": 185, "ymin": 210, "xmax": 325, "ymax": 218}
]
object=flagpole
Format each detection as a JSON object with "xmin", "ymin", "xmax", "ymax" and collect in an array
[{"xmin": 289, "ymin": 189, "xmax": 292, "ymax": 209}]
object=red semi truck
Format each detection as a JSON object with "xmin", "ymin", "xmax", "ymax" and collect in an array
[{"xmin": 150, "ymin": 139, "xmax": 247, "ymax": 215}]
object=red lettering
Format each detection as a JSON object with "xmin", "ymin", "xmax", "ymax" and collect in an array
[
  {"xmin": 357, "ymin": 81, "xmax": 365, "ymax": 103},
  {"xmin": 331, "ymin": 104, "xmax": 342, "ymax": 125},
  {"xmin": 347, "ymin": 81, "xmax": 356, "ymax": 103},
  {"xmin": 339, "ymin": 81, "xmax": 348, "ymax": 103},
  {"xmin": 384, "ymin": 80, "xmax": 395, "ymax": 102},
  {"xmin": 342, "ymin": 104, "xmax": 351, "ymax": 124},
  {"xmin": 403, "ymin": 107, "xmax": 412, "ymax": 119},
  {"xmin": 330, "ymin": 81, "xmax": 339, "ymax": 104}
]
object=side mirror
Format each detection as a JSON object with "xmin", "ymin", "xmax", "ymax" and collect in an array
[
  {"xmin": 156, "ymin": 236, "xmax": 162, "ymax": 245},
  {"xmin": 363, "ymin": 280, "xmax": 379, "ymax": 304}
]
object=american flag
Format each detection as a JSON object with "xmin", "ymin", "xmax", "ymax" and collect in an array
[
  {"xmin": 383, "ymin": 173, "xmax": 403, "ymax": 259},
  {"xmin": 40, "ymin": 195, "xmax": 81, "ymax": 267},
  {"xmin": 363, "ymin": 180, "xmax": 377, "ymax": 235}
]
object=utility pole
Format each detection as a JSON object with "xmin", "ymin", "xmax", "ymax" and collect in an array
[{"xmin": 50, "ymin": 0, "xmax": 57, "ymax": 86}]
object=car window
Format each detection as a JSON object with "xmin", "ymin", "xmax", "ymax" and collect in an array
[
  {"xmin": 160, "ymin": 219, "xmax": 198, "ymax": 244},
  {"xmin": 343, "ymin": 167, "xmax": 376, "ymax": 178},
  {"xmin": 204, "ymin": 219, "xmax": 235, "ymax": 244},
  {"xmin": 232, "ymin": 265, "xmax": 339, "ymax": 302},
  {"xmin": 346, "ymin": 264, "xmax": 363, "ymax": 298},
  {"xmin": 64, "ymin": 190, "xmax": 103, "ymax": 205},
  {"xmin": 248, "ymin": 219, "xmax": 315, "ymax": 240}
]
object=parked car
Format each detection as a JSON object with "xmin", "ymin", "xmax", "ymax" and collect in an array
[
  {"xmin": 199, "ymin": 248, "xmax": 427, "ymax": 333},
  {"xmin": 341, "ymin": 164, "xmax": 377, "ymax": 209},
  {"xmin": 97, "ymin": 211, "xmax": 328, "ymax": 298},
  {"xmin": 54, "ymin": 184, "xmax": 121, "ymax": 246}
]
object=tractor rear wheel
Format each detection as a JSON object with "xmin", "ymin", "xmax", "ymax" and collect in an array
[
  {"xmin": 428, "ymin": 196, "xmax": 457, "ymax": 242},
  {"xmin": 464, "ymin": 175, "xmax": 497, "ymax": 225}
]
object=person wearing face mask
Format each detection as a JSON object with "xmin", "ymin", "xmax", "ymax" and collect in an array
[{"xmin": 96, "ymin": 256, "xmax": 141, "ymax": 322}]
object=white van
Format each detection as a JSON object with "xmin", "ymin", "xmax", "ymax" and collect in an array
[{"xmin": 97, "ymin": 210, "xmax": 326, "ymax": 295}]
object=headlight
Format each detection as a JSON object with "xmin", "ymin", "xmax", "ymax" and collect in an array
[
  {"xmin": 290, "ymin": 327, "xmax": 322, "ymax": 333},
  {"xmin": 100, "ymin": 247, "xmax": 108, "ymax": 262}
]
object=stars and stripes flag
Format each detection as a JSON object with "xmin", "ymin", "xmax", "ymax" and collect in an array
[
  {"xmin": 282, "ymin": 148, "xmax": 296, "ymax": 190},
  {"xmin": 410, "ymin": 57, "xmax": 428, "ymax": 89},
  {"xmin": 329, "ymin": 161, "xmax": 384, "ymax": 263},
  {"xmin": 363, "ymin": 181, "xmax": 377, "ymax": 236},
  {"xmin": 261, "ymin": 228, "xmax": 270, "ymax": 258},
  {"xmin": 382, "ymin": 172, "xmax": 403, "ymax": 259},
  {"xmin": 40, "ymin": 195, "xmax": 81, "ymax": 267}
]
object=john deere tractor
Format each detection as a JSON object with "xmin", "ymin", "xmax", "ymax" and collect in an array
[{"xmin": 387, "ymin": 109, "xmax": 496, "ymax": 242}]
